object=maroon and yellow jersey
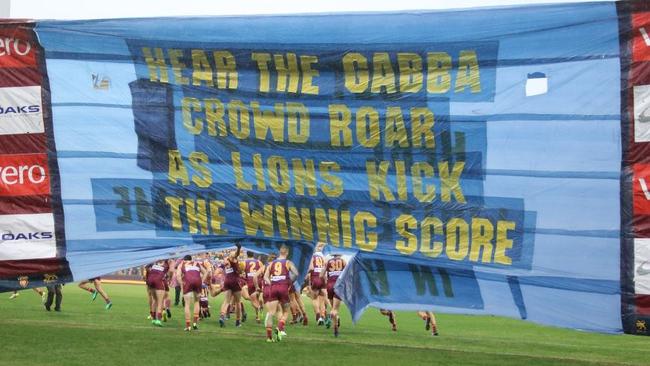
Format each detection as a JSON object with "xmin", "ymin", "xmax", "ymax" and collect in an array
[
  {"xmin": 146, "ymin": 261, "xmax": 168, "ymax": 281},
  {"xmin": 269, "ymin": 259, "xmax": 291, "ymax": 285},
  {"xmin": 221, "ymin": 258, "xmax": 240, "ymax": 281},
  {"xmin": 325, "ymin": 257, "xmax": 346, "ymax": 282},
  {"xmin": 310, "ymin": 252, "xmax": 326, "ymax": 277},
  {"xmin": 244, "ymin": 259, "xmax": 263, "ymax": 278}
]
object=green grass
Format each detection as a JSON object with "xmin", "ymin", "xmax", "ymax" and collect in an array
[{"xmin": 0, "ymin": 284, "xmax": 648, "ymax": 365}]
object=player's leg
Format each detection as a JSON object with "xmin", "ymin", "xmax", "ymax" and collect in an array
[
  {"xmin": 298, "ymin": 292, "xmax": 308, "ymax": 325},
  {"xmin": 380, "ymin": 309, "xmax": 397, "ymax": 331},
  {"xmin": 153, "ymin": 289, "xmax": 165, "ymax": 326},
  {"xmin": 331, "ymin": 297, "xmax": 342, "ymax": 337},
  {"xmin": 147, "ymin": 288, "xmax": 156, "ymax": 321},
  {"xmin": 191, "ymin": 291, "xmax": 200, "ymax": 329},
  {"xmin": 219, "ymin": 290, "xmax": 232, "ymax": 327},
  {"xmin": 428, "ymin": 311, "xmax": 438, "ymax": 336},
  {"xmin": 93, "ymin": 279, "xmax": 112, "ymax": 309},
  {"xmin": 232, "ymin": 290, "xmax": 243, "ymax": 327},
  {"xmin": 78, "ymin": 280, "xmax": 97, "ymax": 301},
  {"xmin": 53, "ymin": 285, "xmax": 63, "ymax": 311},
  {"xmin": 182, "ymin": 291, "xmax": 193, "ymax": 331},
  {"xmin": 310, "ymin": 288, "xmax": 321, "ymax": 324},
  {"xmin": 250, "ymin": 289, "xmax": 261, "ymax": 323},
  {"xmin": 265, "ymin": 300, "xmax": 278, "ymax": 342}
]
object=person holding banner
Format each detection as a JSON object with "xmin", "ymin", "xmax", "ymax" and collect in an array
[
  {"xmin": 219, "ymin": 244, "xmax": 243, "ymax": 328},
  {"xmin": 263, "ymin": 245, "xmax": 299, "ymax": 342},
  {"xmin": 78, "ymin": 277, "xmax": 112, "ymax": 310},
  {"xmin": 176, "ymin": 255, "xmax": 208, "ymax": 331},
  {"xmin": 322, "ymin": 253, "xmax": 346, "ymax": 337}
]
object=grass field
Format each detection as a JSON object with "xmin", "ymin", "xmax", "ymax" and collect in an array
[{"xmin": 0, "ymin": 284, "xmax": 648, "ymax": 366}]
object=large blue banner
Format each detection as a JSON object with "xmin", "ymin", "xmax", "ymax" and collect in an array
[{"xmin": 0, "ymin": 1, "xmax": 639, "ymax": 334}]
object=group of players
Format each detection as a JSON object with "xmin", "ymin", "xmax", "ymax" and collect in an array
[{"xmin": 143, "ymin": 242, "xmax": 438, "ymax": 342}]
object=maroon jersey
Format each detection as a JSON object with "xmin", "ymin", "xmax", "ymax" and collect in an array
[
  {"xmin": 244, "ymin": 258, "xmax": 262, "ymax": 291},
  {"xmin": 269, "ymin": 259, "xmax": 291, "ymax": 285},
  {"xmin": 145, "ymin": 261, "xmax": 168, "ymax": 290},
  {"xmin": 221, "ymin": 258, "xmax": 240, "ymax": 281},
  {"xmin": 244, "ymin": 259, "xmax": 263, "ymax": 278},
  {"xmin": 181, "ymin": 261, "xmax": 202, "ymax": 283},
  {"xmin": 325, "ymin": 257, "xmax": 346, "ymax": 283}
]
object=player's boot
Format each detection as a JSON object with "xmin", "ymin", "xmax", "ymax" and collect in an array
[
  {"xmin": 325, "ymin": 315, "xmax": 332, "ymax": 329},
  {"xmin": 303, "ymin": 316, "xmax": 309, "ymax": 326},
  {"xmin": 242, "ymin": 311, "xmax": 247, "ymax": 323},
  {"xmin": 166, "ymin": 308, "xmax": 172, "ymax": 318},
  {"xmin": 425, "ymin": 316, "xmax": 431, "ymax": 331},
  {"xmin": 432, "ymin": 325, "xmax": 439, "ymax": 336},
  {"xmin": 154, "ymin": 319, "xmax": 163, "ymax": 327},
  {"xmin": 274, "ymin": 328, "xmax": 282, "ymax": 342},
  {"xmin": 235, "ymin": 319, "xmax": 241, "ymax": 327},
  {"xmin": 105, "ymin": 301, "xmax": 113, "ymax": 310},
  {"xmin": 219, "ymin": 315, "xmax": 225, "ymax": 328},
  {"xmin": 184, "ymin": 326, "xmax": 191, "ymax": 332},
  {"xmin": 192, "ymin": 322, "xmax": 199, "ymax": 330},
  {"xmin": 162, "ymin": 311, "xmax": 168, "ymax": 322},
  {"xmin": 9, "ymin": 292, "xmax": 19, "ymax": 299},
  {"xmin": 317, "ymin": 317, "xmax": 324, "ymax": 326},
  {"xmin": 91, "ymin": 290, "xmax": 98, "ymax": 302}
]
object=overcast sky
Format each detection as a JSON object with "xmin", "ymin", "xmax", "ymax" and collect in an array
[{"xmin": 7, "ymin": 0, "xmax": 611, "ymax": 19}]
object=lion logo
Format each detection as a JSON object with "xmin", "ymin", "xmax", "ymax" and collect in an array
[
  {"xmin": 636, "ymin": 319, "xmax": 647, "ymax": 333},
  {"xmin": 17, "ymin": 276, "xmax": 29, "ymax": 288}
]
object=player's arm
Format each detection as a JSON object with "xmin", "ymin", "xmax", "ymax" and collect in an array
[
  {"xmin": 232, "ymin": 243, "xmax": 242, "ymax": 259},
  {"xmin": 264, "ymin": 264, "xmax": 271, "ymax": 285},
  {"xmin": 320, "ymin": 261, "xmax": 328, "ymax": 280},
  {"xmin": 142, "ymin": 266, "xmax": 148, "ymax": 281},
  {"xmin": 200, "ymin": 265, "xmax": 209, "ymax": 283},
  {"xmin": 253, "ymin": 264, "xmax": 265, "ymax": 288},
  {"xmin": 306, "ymin": 259, "xmax": 314, "ymax": 279},
  {"xmin": 288, "ymin": 261, "xmax": 299, "ymax": 281}
]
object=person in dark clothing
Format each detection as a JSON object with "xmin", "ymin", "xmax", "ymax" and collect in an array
[{"xmin": 44, "ymin": 284, "xmax": 62, "ymax": 311}]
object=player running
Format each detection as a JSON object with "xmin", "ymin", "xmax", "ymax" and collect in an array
[
  {"xmin": 219, "ymin": 244, "xmax": 243, "ymax": 328},
  {"xmin": 78, "ymin": 277, "xmax": 112, "ymax": 309},
  {"xmin": 263, "ymin": 245, "xmax": 299, "ymax": 342},
  {"xmin": 322, "ymin": 253, "xmax": 346, "ymax": 337},
  {"xmin": 176, "ymin": 255, "xmax": 208, "ymax": 331},
  {"xmin": 243, "ymin": 251, "xmax": 264, "ymax": 323},
  {"xmin": 417, "ymin": 311, "xmax": 439, "ymax": 336},
  {"xmin": 145, "ymin": 260, "xmax": 171, "ymax": 326},
  {"xmin": 307, "ymin": 242, "xmax": 327, "ymax": 325}
]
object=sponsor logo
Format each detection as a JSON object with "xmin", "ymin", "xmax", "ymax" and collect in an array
[
  {"xmin": 91, "ymin": 73, "xmax": 110, "ymax": 90},
  {"xmin": 638, "ymin": 260, "xmax": 650, "ymax": 276},
  {"xmin": 0, "ymin": 213, "xmax": 56, "ymax": 261},
  {"xmin": 17, "ymin": 275, "xmax": 29, "ymax": 288},
  {"xmin": 0, "ymin": 32, "xmax": 36, "ymax": 68},
  {"xmin": 0, "ymin": 86, "xmax": 44, "ymax": 136},
  {"xmin": 0, "ymin": 154, "xmax": 50, "ymax": 197},
  {"xmin": 633, "ymin": 13, "xmax": 650, "ymax": 62},
  {"xmin": 634, "ymin": 86, "xmax": 650, "ymax": 142},
  {"xmin": 633, "ymin": 164, "xmax": 650, "ymax": 216},
  {"xmin": 0, "ymin": 37, "xmax": 32, "ymax": 57},
  {"xmin": 0, "ymin": 105, "xmax": 40, "ymax": 115},
  {"xmin": 1, "ymin": 231, "xmax": 53, "ymax": 241}
]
